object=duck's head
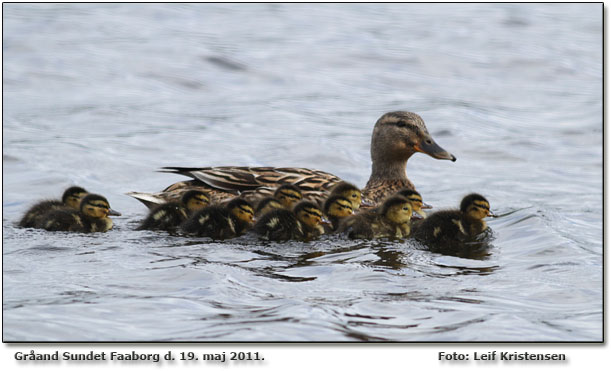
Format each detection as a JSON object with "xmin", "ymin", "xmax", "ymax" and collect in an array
[
  {"xmin": 227, "ymin": 198, "xmax": 255, "ymax": 224},
  {"xmin": 381, "ymin": 196, "xmax": 413, "ymax": 225},
  {"xmin": 324, "ymin": 195, "xmax": 354, "ymax": 219},
  {"xmin": 396, "ymin": 188, "xmax": 429, "ymax": 219},
  {"xmin": 329, "ymin": 181, "xmax": 366, "ymax": 210},
  {"xmin": 181, "ymin": 190, "xmax": 210, "ymax": 213},
  {"xmin": 294, "ymin": 201, "xmax": 327, "ymax": 229},
  {"xmin": 274, "ymin": 184, "xmax": 303, "ymax": 209},
  {"xmin": 256, "ymin": 197, "xmax": 284, "ymax": 216},
  {"xmin": 460, "ymin": 193, "xmax": 493, "ymax": 221},
  {"xmin": 371, "ymin": 111, "xmax": 456, "ymax": 166},
  {"xmin": 80, "ymin": 194, "xmax": 119, "ymax": 219},
  {"xmin": 62, "ymin": 186, "xmax": 88, "ymax": 209}
]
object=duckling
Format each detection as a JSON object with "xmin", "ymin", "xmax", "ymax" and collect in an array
[
  {"xmin": 411, "ymin": 193, "xmax": 493, "ymax": 251},
  {"xmin": 19, "ymin": 186, "xmax": 88, "ymax": 228},
  {"xmin": 395, "ymin": 188, "xmax": 430, "ymax": 219},
  {"xmin": 137, "ymin": 190, "xmax": 210, "ymax": 231},
  {"xmin": 128, "ymin": 111, "xmax": 455, "ymax": 208},
  {"xmin": 255, "ymin": 197, "xmax": 284, "ymax": 217},
  {"xmin": 328, "ymin": 181, "xmax": 366, "ymax": 211},
  {"xmin": 253, "ymin": 201, "xmax": 326, "ymax": 241},
  {"xmin": 36, "ymin": 194, "xmax": 118, "ymax": 233},
  {"xmin": 181, "ymin": 198, "xmax": 254, "ymax": 239},
  {"xmin": 323, "ymin": 195, "xmax": 354, "ymax": 232},
  {"xmin": 338, "ymin": 196, "xmax": 413, "ymax": 239},
  {"xmin": 273, "ymin": 184, "xmax": 303, "ymax": 209}
]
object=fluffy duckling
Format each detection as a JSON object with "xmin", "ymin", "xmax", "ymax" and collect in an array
[
  {"xmin": 19, "ymin": 186, "xmax": 88, "ymax": 228},
  {"xmin": 338, "ymin": 196, "xmax": 413, "ymax": 239},
  {"xmin": 253, "ymin": 201, "xmax": 326, "ymax": 241},
  {"xmin": 255, "ymin": 197, "xmax": 284, "ymax": 217},
  {"xmin": 323, "ymin": 195, "xmax": 354, "ymax": 232},
  {"xmin": 395, "ymin": 188, "xmax": 430, "ymax": 219},
  {"xmin": 411, "ymin": 193, "xmax": 493, "ymax": 250},
  {"xmin": 273, "ymin": 184, "xmax": 303, "ymax": 209},
  {"xmin": 137, "ymin": 190, "xmax": 210, "ymax": 231},
  {"xmin": 36, "ymin": 194, "xmax": 118, "ymax": 233},
  {"xmin": 328, "ymin": 181, "xmax": 365, "ymax": 211},
  {"xmin": 181, "ymin": 198, "xmax": 254, "ymax": 239}
]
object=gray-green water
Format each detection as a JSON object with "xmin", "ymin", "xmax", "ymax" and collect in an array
[{"xmin": 2, "ymin": 3, "xmax": 602, "ymax": 341}]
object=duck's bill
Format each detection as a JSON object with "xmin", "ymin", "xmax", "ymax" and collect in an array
[
  {"xmin": 415, "ymin": 139, "xmax": 456, "ymax": 162},
  {"xmin": 487, "ymin": 211, "xmax": 497, "ymax": 218},
  {"xmin": 411, "ymin": 213, "xmax": 424, "ymax": 220},
  {"xmin": 320, "ymin": 217, "xmax": 332, "ymax": 226},
  {"xmin": 421, "ymin": 202, "xmax": 433, "ymax": 209},
  {"xmin": 108, "ymin": 209, "xmax": 122, "ymax": 216}
]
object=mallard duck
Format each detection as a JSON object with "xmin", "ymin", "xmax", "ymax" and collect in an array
[
  {"xmin": 127, "ymin": 111, "xmax": 455, "ymax": 207},
  {"xmin": 328, "ymin": 181, "xmax": 366, "ymax": 211},
  {"xmin": 255, "ymin": 196, "xmax": 284, "ymax": 217},
  {"xmin": 273, "ymin": 184, "xmax": 303, "ymax": 209},
  {"xmin": 137, "ymin": 190, "xmax": 210, "ymax": 231},
  {"xmin": 395, "ymin": 188, "xmax": 431, "ymax": 219},
  {"xmin": 181, "ymin": 198, "xmax": 254, "ymax": 239},
  {"xmin": 323, "ymin": 195, "xmax": 354, "ymax": 232},
  {"xmin": 19, "ymin": 186, "xmax": 88, "ymax": 228},
  {"xmin": 411, "ymin": 193, "xmax": 493, "ymax": 250},
  {"xmin": 338, "ymin": 196, "xmax": 413, "ymax": 239},
  {"xmin": 36, "ymin": 194, "xmax": 118, "ymax": 233},
  {"xmin": 253, "ymin": 201, "xmax": 326, "ymax": 241}
]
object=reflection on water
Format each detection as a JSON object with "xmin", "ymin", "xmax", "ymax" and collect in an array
[{"xmin": 2, "ymin": 3, "xmax": 602, "ymax": 341}]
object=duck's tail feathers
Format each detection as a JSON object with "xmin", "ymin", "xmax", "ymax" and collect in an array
[{"xmin": 125, "ymin": 192, "xmax": 165, "ymax": 209}]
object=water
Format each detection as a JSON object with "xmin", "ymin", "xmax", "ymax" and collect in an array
[{"xmin": 2, "ymin": 3, "xmax": 602, "ymax": 341}]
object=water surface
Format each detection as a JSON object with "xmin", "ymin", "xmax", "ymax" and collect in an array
[{"xmin": 2, "ymin": 3, "xmax": 602, "ymax": 341}]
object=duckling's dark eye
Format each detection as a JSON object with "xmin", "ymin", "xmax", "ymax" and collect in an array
[
  {"xmin": 403, "ymin": 207, "xmax": 409, "ymax": 211},
  {"xmin": 351, "ymin": 194, "xmax": 357, "ymax": 198},
  {"xmin": 396, "ymin": 121, "xmax": 408, "ymax": 128}
]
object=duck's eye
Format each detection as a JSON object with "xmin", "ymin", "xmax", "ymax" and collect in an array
[
  {"xmin": 425, "ymin": 139, "xmax": 432, "ymax": 145},
  {"xmin": 396, "ymin": 121, "xmax": 407, "ymax": 128},
  {"xmin": 351, "ymin": 193, "xmax": 357, "ymax": 198},
  {"xmin": 403, "ymin": 207, "xmax": 409, "ymax": 211}
]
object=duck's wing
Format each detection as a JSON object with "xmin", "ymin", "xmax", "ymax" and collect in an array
[
  {"xmin": 160, "ymin": 166, "xmax": 342, "ymax": 204},
  {"xmin": 128, "ymin": 166, "xmax": 343, "ymax": 209}
]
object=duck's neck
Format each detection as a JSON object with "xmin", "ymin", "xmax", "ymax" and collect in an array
[{"xmin": 369, "ymin": 159, "xmax": 409, "ymax": 182}]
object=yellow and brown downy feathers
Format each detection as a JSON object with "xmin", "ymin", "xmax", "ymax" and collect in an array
[
  {"xmin": 255, "ymin": 197, "xmax": 284, "ymax": 217},
  {"xmin": 127, "ymin": 111, "xmax": 455, "ymax": 208},
  {"xmin": 36, "ymin": 194, "xmax": 119, "ymax": 233},
  {"xmin": 137, "ymin": 190, "xmax": 210, "ymax": 231},
  {"xmin": 253, "ymin": 201, "xmax": 326, "ymax": 241},
  {"xmin": 411, "ymin": 193, "xmax": 493, "ymax": 252},
  {"xmin": 338, "ymin": 195, "xmax": 413, "ymax": 239},
  {"xmin": 181, "ymin": 198, "xmax": 254, "ymax": 239},
  {"xmin": 19, "ymin": 186, "xmax": 88, "ymax": 228},
  {"xmin": 323, "ymin": 195, "xmax": 354, "ymax": 232},
  {"xmin": 395, "ymin": 188, "xmax": 431, "ymax": 219}
]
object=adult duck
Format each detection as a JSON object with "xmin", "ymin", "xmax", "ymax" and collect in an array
[{"xmin": 127, "ymin": 111, "xmax": 455, "ymax": 207}]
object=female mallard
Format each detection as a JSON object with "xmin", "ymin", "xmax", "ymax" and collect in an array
[
  {"xmin": 181, "ymin": 198, "xmax": 254, "ymax": 239},
  {"xmin": 411, "ymin": 193, "xmax": 493, "ymax": 251},
  {"xmin": 127, "ymin": 111, "xmax": 455, "ymax": 207},
  {"xmin": 137, "ymin": 190, "xmax": 210, "ymax": 231},
  {"xmin": 253, "ymin": 201, "xmax": 326, "ymax": 241},
  {"xmin": 19, "ymin": 186, "xmax": 88, "ymax": 228},
  {"xmin": 35, "ymin": 194, "xmax": 119, "ymax": 233},
  {"xmin": 338, "ymin": 196, "xmax": 413, "ymax": 239}
]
